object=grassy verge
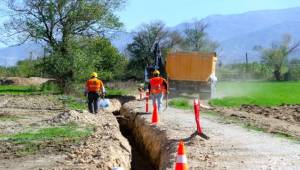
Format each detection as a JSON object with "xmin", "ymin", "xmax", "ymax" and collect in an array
[
  {"xmin": 0, "ymin": 85, "xmax": 40, "ymax": 95},
  {"xmin": 106, "ymin": 88, "xmax": 129, "ymax": 96},
  {"xmin": 0, "ymin": 114, "xmax": 22, "ymax": 121},
  {"xmin": 210, "ymin": 81, "xmax": 300, "ymax": 107},
  {"xmin": 169, "ymin": 98, "xmax": 192, "ymax": 110},
  {"xmin": 59, "ymin": 96, "xmax": 86, "ymax": 110},
  {"xmin": 0, "ymin": 122, "xmax": 94, "ymax": 156},
  {"xmin": 0, "ymin": 82, "xmax": 61, "ymax": 95}
]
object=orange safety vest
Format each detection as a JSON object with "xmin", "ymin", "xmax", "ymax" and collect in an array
[
  {"xmin": 86, "ymin": 78, "xmax": 103, "ymax": 92},
  {"xmin": 150, "ymin": 77, "xmax": 166, "ymax": 94}
]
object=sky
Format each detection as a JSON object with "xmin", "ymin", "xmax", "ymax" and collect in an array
[
  {"xmin": 117, "ymin": 0, "xmax": 300, "ymax": 31},
  {"xmin": 1, "ymin": 0, "xmax": 300, "ymax": 48}
]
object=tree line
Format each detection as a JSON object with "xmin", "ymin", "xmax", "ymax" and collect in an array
[
  {"xmin": 1, "ymin": 0, "xmax": 127, "ymax": 92},
  {"xmin": 218, "ymin": 34, "xmax": 300, "ymax": 81},
  {"xmin": 0, "ymin": 0, "xmax": 299, "ymax": 93}
]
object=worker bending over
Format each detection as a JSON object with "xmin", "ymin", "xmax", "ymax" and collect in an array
[
  {"xmin": 85, "ymin": 72, "xmax": 106, "ymax": 113},
  {"xmin": 148, "ymin": 70, "xmax": 168, "ymax": 111}
]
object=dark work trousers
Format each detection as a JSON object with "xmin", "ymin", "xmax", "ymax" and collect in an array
[{"xmin": 88, "ymin": 92, "xmax": 100, "ymax": 113}]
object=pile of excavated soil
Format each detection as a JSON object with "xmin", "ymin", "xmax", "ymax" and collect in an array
[
  {"xmin": 0, "ymin": 95, "xmax": 131, "ymax": 170},
  {"xmin": 49, "ymin": 110, "xmax": 131, "ymax": 170},
  {"xmin": 0, "ymin": 95, "xmax": 62, "ymax": 135},
  {"xmin": 209, "ymin": 106, "xmax": 300, "ymax": 139},
  {"xmin": 0, "ymin": 77, "xmax": 53, "ymax": 86},
  {"xmin": 239, "ymin": 104, "xmax": 300, "ymax": 123},
  {"xmin": 0, "ymin": 95, "xmax": 63, "ymax": 110}
]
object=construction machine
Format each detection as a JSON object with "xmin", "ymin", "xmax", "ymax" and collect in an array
[
  {"xmin": 144, "ymin": 43, "xmax": 166, "ymax": 83},
  {"xmin": 145, "ymin": 43, "xmax": 217, "ymax": 99}
]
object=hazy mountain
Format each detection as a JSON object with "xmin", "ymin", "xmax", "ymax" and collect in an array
[
  {"xmin": 220, "ymin": 21, "xmax": 300, "ymax": 63},
  {"xmin": 1, "ymin": 6, "xmax": 300, "ymax": 66},
  {"xmin": 0, "ymin": 43, "xmax": 43, "ymax": 66},
  {"xmin": 174, "ymin": 7, "xmax": 300, "ymax": 63}
]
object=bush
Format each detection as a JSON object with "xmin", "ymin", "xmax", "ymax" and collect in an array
[{"xmin": 40, "ymin": 81, "xmax": 62, "ymax": 94}]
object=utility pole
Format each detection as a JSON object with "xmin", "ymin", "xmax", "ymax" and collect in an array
[{"xmin": 245, "ymin": 52, "xmax": 249, "ymax": 73}]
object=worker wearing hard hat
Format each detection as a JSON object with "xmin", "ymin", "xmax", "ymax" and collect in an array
[
  {"xmin": 85, "ymin": 72, "xmax": 106, "ymax": 113},
  {"xmin": 148, "ymin": 70, "xmax": 168, "ymax": 111}
]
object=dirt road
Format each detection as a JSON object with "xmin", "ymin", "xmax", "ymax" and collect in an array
[
  {"xmin": 161, "ymin": 107, "xmax": 300, "ymax": 169},
  {"xmin": 124, "ymin": 100, "xmax": 300, "ymax": 169}
]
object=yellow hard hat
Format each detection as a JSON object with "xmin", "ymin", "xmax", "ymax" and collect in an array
[
  {"xmin": 153, "ymin": 70, "xmax": 160, "ymax": 75},
  {"xmin": 90, "ymin": 72, "xmax": 98, "ymax": 78}
]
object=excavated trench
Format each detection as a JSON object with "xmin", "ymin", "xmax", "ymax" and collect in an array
[
  {"xmin": 112, "ymin": 97, "xmax": 175, "ymax": 170},
  {"xmin": 111, "ymin": 99, "xmax": 178, "ymax": 170},
  {"xmin": 115, "ymin": 113, "xmax": 157, "ymax": 170}
]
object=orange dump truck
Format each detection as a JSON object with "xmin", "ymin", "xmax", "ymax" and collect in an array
[{"xmin": 166, "ymin": 52, "xmax": 217, "ymax": 99}]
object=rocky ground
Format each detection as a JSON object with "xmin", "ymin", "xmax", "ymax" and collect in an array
[{"xmin": 0, "ymin": 95, "xmax": 131, "ymax": 170}]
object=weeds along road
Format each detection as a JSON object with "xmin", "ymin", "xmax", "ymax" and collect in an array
[{"xmin": 142, "ymin": 102, "xmax": 300, "ymax": 169}]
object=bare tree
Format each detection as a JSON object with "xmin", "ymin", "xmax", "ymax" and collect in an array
[
  {"xmin": 126, "ymin": 21, "xmax": 182, "ymax": 79},
  {"xmin": 259, "ymin": 34, "xmax": 300, "ymax": 81},
  {"xmin": 181, "ymin": 20, "xmax": 218, "ymax": 52}
]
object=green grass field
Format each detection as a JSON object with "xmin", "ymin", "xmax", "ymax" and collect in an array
[
  {"xmin": 210, "ymin": 81, "xmax": 300, "ymax": 107},
  {"xmin": 0, "ymin": 83, "xmax": 61, "ymax": 95},
  {"xmin": 169, "ymin": 98, "xmax": 192, "ymax": 110},
  {"xmin": 0, "ymin": 85, "xmax": 40, "ymax": 94}
]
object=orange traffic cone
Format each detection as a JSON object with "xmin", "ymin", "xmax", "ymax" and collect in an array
[
  {"xmin": 175, "ymin": 141, "xmax": 188, "ymax": 170},
  {"xmin": 151, "ymin": 101, "xmax": 159, "ymax": 124}
]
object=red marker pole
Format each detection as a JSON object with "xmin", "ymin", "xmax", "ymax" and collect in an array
[
  {"xmin": 140, "ymin": 91, "xmax": 143, "ymax": 100},
  {"xmin": 146, "ymin": 92, "xmax": 149, "ymax": 113},
  {"xmin": 194, "ymin": 99, "xmax": 202, "ymax": 134}
]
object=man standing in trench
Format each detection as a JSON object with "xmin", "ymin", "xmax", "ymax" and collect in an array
[
  {"xmin": 85, "ymin": 72, "xmax": 106, "ymax": 113},
  {"xmin": 148, "ymin": 70, "xmax": 168, "ymax": 111}
]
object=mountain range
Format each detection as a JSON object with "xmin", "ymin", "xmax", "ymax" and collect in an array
[{"xmin": 1, "ymin": 6, "xmax": 300, "ymax": 66}]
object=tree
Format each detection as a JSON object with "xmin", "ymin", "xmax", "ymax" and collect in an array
[
  {"xmin": 39, "ymin": 37, "xmax": 127, "ymax": 88},
  {"xmin": 2, "ymin": 0, "xmax": 125, "ymax": 88},
  {"xmin": 126, "ymin": 21, "xmax": 181, "ymax": 79},
  {"xmin": 181, "ymin": 21, "xmax": 218, "ymax": 52},
  {"xmin": 16, "ymin": 53, "xmax": 41, "ymax": 77},
  {"xmin": 3, "ymin": 0, "xmax": 125, "ymax": 47},
  {"xmin": 258, "ymin": 34, "xmax": 300, "ymax": 81}
]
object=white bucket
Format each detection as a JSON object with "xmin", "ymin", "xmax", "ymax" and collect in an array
[
  {"xmin": 112, "ymin": 167, "xmax": 124, "ymax": 170},
  {"xmin": 98, "ymin": 98, "xmax": 110, "ymax": 109}
]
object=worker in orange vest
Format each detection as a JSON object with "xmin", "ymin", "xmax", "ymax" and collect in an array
[
  {"xmin": 85, "ymin": 72, "xmax": 106, "ymax": 113},
  {"xmin": 148, "ymin": 70, "xmax": 168, "ymax": 111}
]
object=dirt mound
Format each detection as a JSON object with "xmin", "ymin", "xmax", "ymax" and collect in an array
[
  {"xmin": 0, "ymin": 95, "xmax": 63, "ymax": 110},
  {"xmin": 0, "ymin": 77, "xmax": 52, "ymax": 86},
  {"xmin": 240, "ymin": 104, "xmax": 300, "ymax": 123},
  {"xmin": 209, "ymin": 106, "xmax": 300, "ymax": 139},
  {"xmin": 0, "ymin": 95, "xmax": 131, "ymax": 170},
  {"xmin": 49, "ymin": 110, "xmax": 132, "ymax": 170}
]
